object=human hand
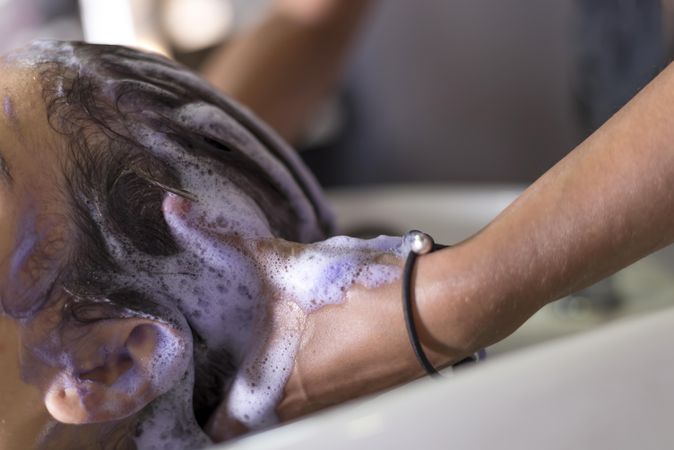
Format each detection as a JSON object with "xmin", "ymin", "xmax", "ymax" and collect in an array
[{"xmin": 199, "ymin": 233, "xmax": 417, "ymax": 440}]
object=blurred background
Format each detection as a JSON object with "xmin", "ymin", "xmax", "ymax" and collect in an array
[
  {"xmin": 1, "ymin": 0, "xmax": 670, "ymax": 185},
  {"xmin": 2, "ymin": 0, "xmax": 674, "ymax": 353}
]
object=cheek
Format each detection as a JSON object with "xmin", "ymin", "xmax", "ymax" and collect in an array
[
  {"xmin": 13, "ymin": 307, "xmax": 66, "ymax": 397},
  {"xmin": 0, "ymin": 316, "xmax": 50, "ymax": 445}
]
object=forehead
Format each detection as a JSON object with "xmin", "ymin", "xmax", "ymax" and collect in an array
[
  {"xmin": 1, "ymin": 65, "xmax": 36, "ymax": 128},
  {"xmin": 0, "ymin": 61, "xmax": 70, "ymax": 317},
  {"xmin": 0, "ymin": 61, "xmax": 66, "ymax": 200}
]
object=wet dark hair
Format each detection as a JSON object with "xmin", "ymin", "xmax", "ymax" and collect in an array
[{"xmin": 3, "ymin": 41, "xmax": 333, "ymax": 442}]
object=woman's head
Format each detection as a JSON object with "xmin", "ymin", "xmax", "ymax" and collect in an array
[{"xmin": 0, "ymin": 41, "xmax": 333, "ymax": 448}]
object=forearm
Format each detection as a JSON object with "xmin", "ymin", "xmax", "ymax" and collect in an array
[
  {"xmin": 280, "ymin": 62, "xmax": 674, "ymax": 420},
  {"xmin": 201, "ymin": 0, "xmax": 375, "ymax": 143},
  {"xmin": 419, "ymin": 61, "xmax": 674, "ymax": 352},
  {"xmin": 276, "ymin": 51, "xmax": 674, "ymax": 430}
]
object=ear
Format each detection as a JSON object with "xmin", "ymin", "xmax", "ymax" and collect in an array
[{"xmin": 43, "ymin": 317, "xmax": 191, "ymax": 424}]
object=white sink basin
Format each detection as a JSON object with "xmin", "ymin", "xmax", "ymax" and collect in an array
[{"xmin": 218, "ymin": 307, "xmax": 674, "ymax": 450}]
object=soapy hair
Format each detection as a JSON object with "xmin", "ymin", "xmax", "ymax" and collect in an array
[
  {"xmin": 2, "ymin": 41, "xmax": 331, "ymax": 319},
  {"xmin": 5, "ymin": 41, "xmax": 333, "ymax": 441}
]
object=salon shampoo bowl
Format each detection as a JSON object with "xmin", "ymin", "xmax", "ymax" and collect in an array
[{"xmin": 217, "ymin": 306, "xmax": 674, "ymax": 450}]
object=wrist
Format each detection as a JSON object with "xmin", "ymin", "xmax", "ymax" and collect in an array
[
  {"xmin": 413, "ymin": 244, "xmax": 484, "ymax": 361},
  {"xmin": 415, "ymin": 235, "xmax": 545, "ymax": 356}
]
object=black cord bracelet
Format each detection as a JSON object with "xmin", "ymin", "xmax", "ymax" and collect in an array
[
  {"xmin": 402, "ymin": 231, "xmax": 447, "ymax": 376},
  {"xmin": 402, "ymin": 230, "xmax": 485, "ymax": 377}
]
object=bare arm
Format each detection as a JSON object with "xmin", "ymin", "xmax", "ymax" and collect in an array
[
  {"xmin": 201, "ymin": 0, "xmax": 375, "ymax": 143},
  {"xmin": 425, "ymin": 58, "xmax": 674, "ymax": 352},
  {"xmin": 279, "ymin": 61, "xmax": 674, "ymax": 418}
]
